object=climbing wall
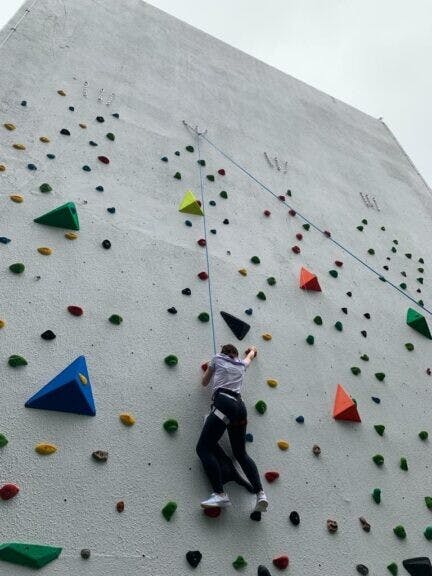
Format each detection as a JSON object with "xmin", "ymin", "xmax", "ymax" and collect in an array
[{"xmin": 0, "ymin": 0, "xmax": 432, "ymax": 574}]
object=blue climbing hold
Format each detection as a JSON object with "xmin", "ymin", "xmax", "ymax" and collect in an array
[
  {"xmin": 209, "ymin": 200, "xmax": 216, "ymax": 206},
  {"xmin": 112, "ymin": 113, "xmax": 120, "ymax": 118},
  {"xmin": 371, "ymin": 397, "xmax": 381, "ymax": 404},
  {"xmin": 245, "ymin": 309, "xmax": 253, "ymax": 316},
  {"xmin": 296, "ymin": 415, "xmax": 305, "ymax": 423},
  {"xmin": 245, "ymin": 433, "xmax": 254, "ymax": 442},
  {"xmin": 0, "ymin": 237, "xmax": 11, "ymax": 244},
  {"xmin": 25, "ymin": 356, "xmax": 96, "ymax": 416}
]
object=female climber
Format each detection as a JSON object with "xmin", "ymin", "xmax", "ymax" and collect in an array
[{"xmin": 196, "ymin": 343, "xmax": 268, "ymax": 512}]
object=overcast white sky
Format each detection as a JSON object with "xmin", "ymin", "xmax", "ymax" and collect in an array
[{"xmin": 1, "ymin": 0, "xmax": 431, "ymax": 186}]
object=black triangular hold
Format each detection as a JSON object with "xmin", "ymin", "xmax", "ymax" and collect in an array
[
  {"xmin": 220, "ymin": 311, "xmax": 250, "ymax": 341},
  {"xmin": 403, "ymin": 557, "xmax": 432, "ymax": 576}
]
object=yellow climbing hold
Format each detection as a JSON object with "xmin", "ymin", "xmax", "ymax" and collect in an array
[
  {"xmin": 262, "ymin": 333, "xmax": 272, "ymax": 341},
  {"xmin": 4, "ymin": 123, "xmax": 16, "ymax": 131},
  {"xmin": 0, "ymin": 320, "xmax": 6, "ymax": 329},
  {"xmin": 267, "ymin": 378, "xmax": 278, "ymax": 388},
  {"xmin": 37, "ymin": 247, "xmax": 53, "ymax": 256},
  {"xmin": 65, "ymin": 232, "xmax": 78, "ymax": 240},
  {"xmin": 39, "ymin": 136, "xmax": 50, "ymax": 143},
  {"xmin": 238, "ymin": 268, "xmax": 248, "ymax": 276},
  {"xmin": 79, "ymin": 123, "xmax": 87, "ymax": 129},
  {"xmin": 277, "ymin": 440, "xmax": 289, "ymax": 451},
  {"xmin": 0, "ymin": 165, "xmax": 6, "ymax": 172},
  {"xmin": 119, "ymin": 413, "xmax": 136, "ymax": 426},
  {"xmin": 10, "ymin": 194, "xmax": 23, "ymax": 203},
  {"xmin": 57, "ymin": 89, "xmax": 67, "ymax": 96},
  {"xmin": 179, "ymin": 190, "xmax": 204, "ymax": 216},
  {"xmin": 12, "ymin": 143, "xmax": 26, "ymax": 150},
  {"xmin": 78, "ymin": 373, "xmax": 88, "ymax": 385},
  {"xmin": 35, "ymin": 443, "xmax": 57, "ymax": 455}
]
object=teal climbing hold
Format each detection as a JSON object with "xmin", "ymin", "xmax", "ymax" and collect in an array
[
  {"xmin": 164, "ymin": 355, "xmax": 178, "ymax": 366},
  {"xmin": 306, "ymin": 335, "xmax": 314, "ymax": 345},
  {"xmin": 400, "ymin": 457, "xmax": 408, "ymax": 471},
  {"xmin": 334, "ymin": 321, "xmax": 343, "ymax": 331},
  {"xmin": 0, "ymin": 434, "xmax": 8, "ymax": 448},
  {"xmin": 232, "ymin": 556, "xmax": 247, "ymax": 570},
  {"xmin": 161, "ymin": 501, "xmax": 177, "ymax": 521},
  {"xmin": 362, "ymin": 219, "xmax": 368, "ymax": 225},
  {"xmin": 372, "ymin": 488, "xmax": 381, "ymax": 503},
  {"xmin": 257, "ymin": 292, "xmax": 266, "ymax": 301},
  {"xmin": 185, "ymin": 145, "xmax": 194, "ymax": 152},
  {"xmin": 313, "ymin": 316, "xmax": 323, "ymax": 325},
  {"xmin": 393, "ymin": 525, "xmax": 406, "ymax": 539},
  {"xmin": 8, "ymin": 355, "xmax": 27, "ymax": 367},
  {"xmin": 250, "ymin": 256, "xmax": 260, "ymax": 264},
  {"xmin": 391, "ymin": 247, "xmax": 397, "ymax": 253},
  {"xmin": 425, "ymin": 496, "xmax": 432, "ymax": 509},
  {"xmin": 303, "ymin": 223, "xmax": 310, "ymax": 231},
  {"xmin": 405, "ymin": 343, "xmax": 414, "ymax": 351},
  {"xmin": 368, "ymin": 249, "xmax": 375, "ymax": 255},
  {"xmin": 25, "ymin": 356, "xmax": 96, "ymax": 416},
  {"xmin": 220, "ymin": 191, "xmax": 228, "ymax": 199},
  {"xmin": 372, "ymin": 454, "xmax": 384, "ymax": 466},
  {"xmin": 163, "ymin": 419, "xmax": 178, "ymax": 433},
  {"xmin": 0, "ymin": 543, "xmax": 62, "ymax": 569},
  {"xmin": 406, "ymin": 308, "xmax": 431, "ymax": 339},
  {"xmin": 374, "ymin": 425, "xmax": 385, "ymax": 436},
  {"xmin": 419, "ymin": 431, "xmax": 429, "ymax": 441},
  {"xmin": 34, "ymin": 202, "xmax": 79, "ymax": 230},
  {"xmin": 198, "ymin": 312, "xmax": 210, "ymax": 322},
  {"xmin": 375, "ymin": 372, "xmax": 385, "ymax": 381},
  {"xmin": 400, "ymin": 283, "xmax": 407, "ymax": 290},
  {"xmin": 9, "ymin": 263, "xmax": 25, "ymax": 274},
  {"xmin": 197, "ymin": 159, "xmax": 206, "ymax": 166},
  {"xmin": 255, "ymin": 400, "xmax": 267, "ymax": 415},
  {"xmin": 106, "ymin": 133, "xmax": 115, "ymax": 141},
  {"xmin": 109, "ymin": 314, "xmax": 123, "ymax": 325},
  {"xmin": 357, "ymin": 226, "xmax": 364, "ymax": 231},
  {"xmin": 267, "ymin": 277, "xmax": 276, "ymax": 286},
  {"xmin": 360, "ymin": 354, "xmax": 369, "ymax": 361},
  {"xmin": 424, "ymin": 526, "xmax": 432, "ymax": 540},
  {"xmin": 329, "ymin": 270, "xmax": 338, "ymax": 278},
  {"xmin": 351, "ymin": 367, "xmax": 361, "ymax": 375},
  {"xmin": 206, "ymin": 175, "xmax": 215, "ymax": 182}
]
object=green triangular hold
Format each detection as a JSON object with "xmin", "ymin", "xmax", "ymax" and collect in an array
[
  {"xmin": 34, "ymin": 202, "xmax": 79, "ymax": 230},
  {"xmin": 0, "ymin": 543, "xmax": 62, "ymax": 569},
  {"xmin": 406, "ymin": 307, "xmax": 432, "ymax": 339},
  {"xmin": 178, "ymin": 190, "xmax": 203, "ymax": 216}
]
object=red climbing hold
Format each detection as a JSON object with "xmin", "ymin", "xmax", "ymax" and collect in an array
[
  {"xmin": 273, "ymin": 555, "xmax": 289, "ymax": 570},
  {"xmin": 197, "ymin": 271, "xmax": 209, "ymax": 281},
  {"xmin": 296, "ymin": 233, "xmax": 303, "ymax": 241},
  {"xmin": 324, "ymin": 230, "xmax": 331, "ymax": 237},
  {"xmin": 264, "ymin": 471, "xmax": 280, "ymax": 483},
  {"xmin": 264, "ymin": 210, "xmax": 271, "ymax": 217},
  {"xmin": 0, "ymin": 484, "xmax": 19, "ymax": 500},
  {"xmin": 291, "ymin": 245, "xmax": 301, "ymax": 254},
  {"xmin": 335, "ymin": 260, "xmax": 343, "ymax": 267},
  {"xmin": 278, "ymin": 195, "xmax": 285, "ymax": 201},
  {"xmin": 67, "ymin": 305, "xmax": 83, "ymax": 317},
  {"xmin": 197, "ymin": 239, "xmax": 206, "ymax": 247},
  {"xmin": 288, "ymin": 209, "xmax": 296, "ymax": 216},
  {"xmin": 218, "ymin": 169, "xmax": 226, "ymax": 176},
  {"xmin": 333, "ymin": 384, "xmax": 361, "ymax": 422},
  {"xmin": 201, "ymin": 362, "xmax": 208, "ymax": 372},
  {"xmin": 299, "ymin": 267, "xmax": 322, "ymax": 292},
  {"xmin": 204, "ymin": 507, "xmax": 221, "ymax": 518},
  {"xmin": 98, "ymin": 156, "xmax": 110, "ymax": 164}
]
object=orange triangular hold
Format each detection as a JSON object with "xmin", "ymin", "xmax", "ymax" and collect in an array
[
  {"xmin": 299, "ymin": 267, "xmax": 321, "ymax": 291},
  {"xmin": 333, "ymin": 384, "xmax": 361, "ymax": 422}
]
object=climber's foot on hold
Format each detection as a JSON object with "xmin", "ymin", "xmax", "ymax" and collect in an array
[
  {"xmin": 200, "ymin": 492, "xmax": 231, "ymax": 509},
  {"xmin": 254, "ymin": 491, "xmax": 269, "ymax": 512}
]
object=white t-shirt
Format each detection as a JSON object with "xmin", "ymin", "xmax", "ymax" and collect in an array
[{"xmin": 209, "ymin": 353, "xmax": 247, "ymax": 395}]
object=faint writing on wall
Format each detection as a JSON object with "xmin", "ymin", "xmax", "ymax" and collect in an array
[
  {"xmin": 264, "ymin": 152, "xmax": 288, "ymax": 174},
  {"xmin": 360, "ymin": 192, "xmax": 380, "ymax": 211}
]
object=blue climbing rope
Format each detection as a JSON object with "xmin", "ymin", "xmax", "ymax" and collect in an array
[
  {"xmin": 196, "ymin": 133, "xmax": 217, "ymax": 354},
  {"xmin": 200, "ymin": 132, "xmax": 431, "ymax": 317}
]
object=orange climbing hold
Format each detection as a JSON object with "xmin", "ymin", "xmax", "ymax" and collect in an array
[
  {"xmin": 10, "ymin": 195, "xmax": 24, "ymax": 203},
  {"xmin": 299, "ymin": 267, "xmax": 321, "ymax": 292},
  {"xmin": 37, "ymin": 247, "xmax": 52, "ymax": 256},
  {"xmin": 333, "ymin": 384, "xmax": 361, "ymax": 422},
  {"xmin": 262, "ymin": 333, "xmax": 272, "ymax": 341}
]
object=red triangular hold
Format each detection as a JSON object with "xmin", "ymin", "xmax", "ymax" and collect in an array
[
  {"xmin": 299, "ymin": 267, "xmax": 321, "ymax": 291},
  {"xmin": 333, "ymin": 384, "xmax": 361, "ymax": 422}
]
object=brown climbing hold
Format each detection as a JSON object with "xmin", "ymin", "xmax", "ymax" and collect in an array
[
  {"xmin": 0, "ymin": 320, "xmax": 6, "ymax": 329},
  {"xmin": 264, "ymin": 210, "xmax": 271, "ymax": 217},
  {"xmin": 65, "ymin": 232, "xmax": 78, "ymax": 240},
  {"xmin": 92, "ymin": 450, "xmax": 108, "ymax": 462},
  {"xmin": 10, "ymin": 195, "xmax": 23, "ymax": 203},
  {"xmin": 57, "ymin": 90, "xmax": 67, "ymax": 96},
  {"xmin": 238, "ymin": 268, "xmax": 247, "ymax": 276},
  {"xmin": 197, "ymin": 271, "xmax": 208, "ymax": 280},
  {"xmin": 4, "ymin": 123, "xmax": 16, "ymax": 131},
  {"xmin": 324, "ymin": 230, "xmax": 331, "ymax": 237},
  {"xmin": 37, "ymin": 247, "xmax": 52, "ymax": 256},
  {"xmin": 327, "ymin": 519, "xmax": 338, "ymax": 533},
  {"xmin": 292, "ymin": 245, "xmax": 301, "ymax": 254},
  {"xmin": 13, "ymin": 143, "xmax": 26, "ymax": 150},
  {"xmin": 98, "ymin": 156, "xmax": 110, "ymax": 164},
  {"xmin": 296, "ymin": 233, "xmax": 303, "ymax": 240},
  {"xmin": 116, "ymin": 500, "xmax": 125, "ymax": 513},
  {"xmin": 262, "ymin": 333, "xmax": 272, "ymax": 341},
  {"xmin": 312, "ymin": 444, "xmax": 321, "ymax": 456},
  {"xmin": 0, "ymin": 165, "xmax": 6, "ymax": 172},
  {"xmin": 39, "ymin": 136, "xmax": 50, "ymax": 143},
  {"xmin": 359, "ymin": 517, "xmax": 371, "ymax": 532},
  {"xmin": 79, "ymin": 123, "xmax": 87, "ymax": 129},
  {"xmin": 335, "ymin": 260, "xmax": 343, "ymax": 267}
]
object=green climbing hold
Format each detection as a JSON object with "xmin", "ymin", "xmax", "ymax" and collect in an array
[
  {"xmin": 372, "ymin": 454, "xmax": 384, "ymax": 466},
  {"xmin": 334, "ymin": 321, "xmax": 343, "ymax": 331},
  {"xmin": 424, "ymin": 526, "xmax": 432, "ymax": 540},
  {"xmin": 362, "ymin": 219, "xmax": 368, "ymax": 225},
  {"xmin": 374, "ymin": 425, "xmax": 385, "ymax": 436},
  {"xmin": 351, "ymin": 367, "xmax": 361, "ymax": 375},
  {"xmin": 8, "ymin": 355, "xmax": 27, "ymax": 367},
  {"xmin": 405, "ymin": 343, "xmax": 414, "ymax": 351},
  {"xmin": 406, "ymin": 308, "xmax": 432, "ymax": 339},
  {"xmin": 267, "ymin": 277, "xmax": 276, "ymax": 286},
  {"xmin": 206, "ymin": 175, "xmax": 215, "ymax": 182},
  {"xmin": 9, "ymin": 263, "xmax": 25, "ymax": 274},
  {"xmin": 163, "ymin": 419, "xmax": 179, "ymax": 433},
  {"xmin": 232, "ymin": 556, "xmax": 247, "ymax": 570},
  {"xmin": 329, "ymin": 270, "xmax": 338, "ymax": 278},
  {"xmin": 198, "ymin": 312, "xmax": 210, "ymax": 322},
  {"xmin": 250, "ymin": 256, "xmax": 260, "ymax": 264},
  {"xmin": 360, "ymin": 354, "xmax": 369, "ymax": 361},
  {"xmin": 303, "ymin": 223, "xmax": 310, "ymax": 231},
  {"xmin": 393, "ymin": 240, "xmax": 399, "ymax": 245},
  {"xmin": 220, "ymin": 190, "xmax": 228, "ymax": 199},
  {"xmin": 255, "ymin": 400, "xmax": 267, "ymax": 415},
  {"xmin": 391, "ymin": 247, "xmax": 397, "ymax": 253},
  {"xmin": 109, "ymin": 314, "xmax": 123, "ymax": 325},
  {"xmin": 405, "ymin": 253, "xmax": 412, "ymax": 259},
  {"xmin": 356, "ymin": 226, "xmax": 364, "ymax": 231},
  {"xmin": 313, "ymin": 316, "xmax": 323, "ymax": 325},
  {"xmin": 257, "ymin": 292, "xmax": 266, "ymax": 301},
  {"xmin": 399, "ymin": 283, "xmax": 407, "ymax": 290},
  {"xmin": 375, "ymin": 372, "xmax": 385, "ymax": 381},
  {"xmin": 393, "ymin": 525, "xmax": 406, "ymax": 539},
  {"xmin": 185, "ymin": 145, "xmax": 194, "ymax": 152},
  {"xmin": 418, "ymin": 300, "xmax": 424, "ymax": 307},
  {"xmin": 197, "ymin": 159, "xmax": 206, "ymax": 166},
  {"xmin": 372, "ymin": 488, "xmax": 381, "ymax": 503},
  {"xmin": 306, "ymin": 335, "xmax": 314, "ymax": 345},
  {"xmin": 417, "ymin": 277, "xmax": 424, "ymax": 284},
  {"xmin": 161, "ymin": 501, "xmax": 177, "ymax": 521},
  {"xmin": 419, "ymin": 431, "xmax": 429, "ymax": 441},
  {"xmin": 174, "ymin": 172, "xmax": 181, "ymax": 180},
  {"xmin": 368, "ymin": 249, "xmax": 375, "ymax": 255},
  {"xmin": 0, "ymin": 543, "xmax": 62, "ymax": 569},
  {"xmin": 387, "ymin": 563, "xmax": 398, "ymax": 575},
  {"xmin": 34, "ymin": 202, "xmax": 79, "ymax": 230},
  {"xmin": 400, "ymin": 457, "xmax": 408, "ymax": 471},
  {"xmin": 39, "ymin": 183, "xmax": 52, "ymax": 193},
  {"xmin": 106, "ymin": 133, "xmax": 115, "ymax": 141},
  {"xmin": 164, "ymin": 355, "xmax": 178, "ymax": 367},
  {"xmin": 425, "ymin": 496, "xmax": 432, "ymax": 509},
  {"xmin": 0, "ymin": 434, "xmax": 8, "ymax": 448},
  {"xmin": 381, "ymin": 226, "xmax": 386, "ymax": 231}
]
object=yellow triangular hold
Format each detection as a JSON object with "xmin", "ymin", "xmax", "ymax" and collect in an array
[{"xmin": 178, "ymin": 190, "xmax": 204, "ymax": 216}]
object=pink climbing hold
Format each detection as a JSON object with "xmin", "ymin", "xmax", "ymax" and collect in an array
[
  {"xmin": 263, "ymin": 210, "xmax": 271, "ymax": 217},
  {"xmin": 335, "ymin": 260, "xmax": 343, "ymax": 267},
  {"xmin": 98, "ymin": 156, "xmax": 110, "ymax": 164},
  {"xmin": 273, "ymin": 555, "xmax": 289, "ymax": 570},
  {"xmin": 0, "ymin": 484, "xmax": 19, "ymax": 500},
  {"xmin": 296, "ymin": 233, "xmax": 303, "ymax": 240},
  {"xmin": 204, "ymin": 507, "xmax": 221, "ymax": 518},
  {"xmin": 68, "ymin": 305, "xmax": 84, "ymax": 317},
  {"xmin": 265, "ymin": 471, "xmax": 280, "ymax": 483},
  {"xmin": 288, "ymin": 209, "xmax": 296, "ymax": 217},
  {"xmin": 197, "ymin": 239, "xmax": 206, "ymax": 247},
  {"xmin": 218, "ymin": 168, "xmax": 226, "ymax": 176},
  {"xmin": 291, "ymin": 246, "xmax": 301, "ymax": 254},
  {"xmin": 197, "ymin": 271, "xmax": 209, "ymax": 280}
]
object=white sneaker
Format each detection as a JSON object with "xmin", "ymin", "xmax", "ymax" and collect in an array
[
  {"xmin": 200, "ymin": 492, "xmax": 231, "ymax": 509},
  {"xmin": 254, "ymin": 491, "xmax": 269, "ymax": 512}
]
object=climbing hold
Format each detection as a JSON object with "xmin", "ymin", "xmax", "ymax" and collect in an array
[
  {"xmin": 119, "ymin": 413, "xmax": 135, "ymax": 426},
  {"xmin": 299, "ymin": 267, "xmax": 321, "ymax": 291},
  {"xmin": 98, "ymin": 156, "xmax": 110, "ymax": 165},
  {"xmin": 35, "ymin": 443, "xmax": 57, "ymax": 455},
  {"xmin": 264, "ymin": 210, "xmax": 271, "ymax": 217},
  {"xmin": 335, "ymin": 260, "xmax": 343, "ymax": 267},
  {"xmin": 82, "ymin": 165, "xmax": 92, "ymax": 171},
  {"xmin": 198, "ymin": 271, "xmax": 208, "ymax": 280},
  {"xmin": 218, "ymin": 168, "xmax": 226, "ymax": 176},
  {"xmin": 245, "ymin": 433, "xmax": 254, "ymax": 442},
  {"xmin": 405, "ymin": 343, "xmax": 415, "ymax": 351},
  {"xmin": 8, "ymin": 355, "xmax": 27, "ymax": 367},
  {"xmin": 255, "ymin": 400, "xmax": 267, "ymax": 415},
  {"xmin": 360, "ymin": 354, "xmax": 369, "ymax": 361},
  {"xmin": 178, "ymin": 190, "xmax": 203, "ymax": 215},
  {"xmin": 312, "ymin": 444, "xmax": 321, "ymax": 456},
  {"xmin": 372, "ymin": 488, "xmax": 381, "ymax": 503},
  {"xmin": 163, "ymin": 419, "xmax": 179, "ymax": 433},
  {"xmin": 313, "ymin": 316, "xmax": 323, "ymax": 325},
  {"xmin": 262, "ymin": 333, "xmax": 272, "ymax": 341},
  {"xmin": 273, "ymin": 555, "xmax": 289, "ymax": 570},
  {"xmin": 162, "ymin": 501, "xmax": 177, "ymax": 521},
  {"xmin": 257, "ymin": 292, "xmax": 266, "ymax": 300},
  {"xmin": 232, "ymin": 556, "xmax": 247, "ymax": 570},
  {"xmin": 375, "ymin": 372, "xmax": 385, "ymax": 381},
  {"xmin": 306, "ymin": 335, "xmax": 314, "ymax": 345},
  {"xmin": 0, "ymin": 435, "xmax": 8, "ymax": 448},
  {"xmin": 357, "ymin": 226, "xmax": 364, "ymax": 231},
  {"xmin": 12, "ymin": 143, "xmax": 26, "ymax": 150},
  {"xmin": 334, "ymin": 321, "xmax": 343, "ymax": 331},
  {"xmin": 9, "ymin": 263, "xmax": 25, "ymax": 274},
  {"xmin": 393, "ymin": 525, "xmax": 406, "ymax": 539},
  {"xmin": 39, "ymin": 183, "xmax": 52, "ymax": 193},
  {"xmin": 37, "ymin": 247, "xmax": 52, "ymax": 256},
  {"xmin": 361, "ymin": 330, "xmax": 367, "ymax": 338},
  {"xmin": 109, "ymin": 314, "xmax": 123, "ymax": 325},
  {"xmin": 356, "ymin": 565, "xmax": 369, "ymax": 575},
  {"xmin": 57, "ymin": 89, "xmax": 66, "ymax": 96},
  {"xmin": 399, "ymin": 283, "xmax": 407, "ymax": 290},
  {"xmin": 403, "ymin": 557, "xmax": 432, "ymax": 576},
  {"xmin": 39, "ymin": 136, "xmax": 50, "ymax": 143},
  {"xmin": 106, "ymin": 132, "xmax": 115, "ymax": 141},
  {"xmin": 89, "ymin": 141, "xmax": 98, "ymax": 147},
  {"xmin": 329, "ymin": 270, "xmax": 338, "ymax": 278},
  {"xmin": 10, "ymin": 194, "xmax": 24, "ymax": 203},
  {"xmin": 197, "ymin": 239, "xmax": 206, "ymax": 247},
  {"xmin": 250, "ymin": 256, "xmax": 260, "ymax": 264},
  {"xmin": 223, "ymin": 218, "xmax": 229, "ymax": 224},
  {"xmin": 368, "ymin": 249, "xmax": 375, "ymax": 255},
  {"xmin": 182, "ymin": 288, "xmax": 191, "ymax": 296},
  {"xmin": 327, "ymin": 519, "xmax": 338, "ymax": 534},
  {"xmin": 400, "ymin": 457, "xmax": 408, "ymax": 471},
  {"xmin": 419, "ymin": 431, "xmax": 429, "ymax": 441},
  {"xmin": 209, "ymin": 200, "xmax": 216, "ymax": 206},
  {"xmin": 25, "ymin": 356, "xmax": 96, "ymax": 416},
  {"xmin": 197, "ymin": 159, "xmax": 206, "ymax": 166},
  {"xmin": 245, "ymin": 308, "xmax": 253, "ymax": 315},
  {"xmin": 289, "ymin": 511, "xmax": 300, "ymax": 525},
  {"xmin": 324, "ymin": 230, "xmax": 331, "ymax": 237},
  {"xmin": 0, "ymin": 320, "xmax": 5, "ymax": 329},
  {"xmin": 220, "ymin": 191, "xmax": 228, "ymax": 199},
  {"xmin": 333, "ymin": 384, "xmax": 361, "ymax": 422},
  {"xmin": 184, "ymin": 220, "xmax": 191, "ymax": 226},
  {"xmin": 0, "ymin": 165, "xmax": 6, "ymax": 171},
  {"xmin": 265, "ymin": 471, "xmax": 279, "ymax": 483},
  {"xmin": 96, "ymin": 116, "xmax": 104, "ymax": 123},
  {"xmin": 167, "ymin": 307, "xmax": 177, "ymax": 315},
  {"xmin": 406, "ymin": 308, "xmax": 431, "ymax": 339},
  {"xmin": 351, "ymin": 367, "xmax": 361, "ymax": 375},
  {"xmin": 0, "ymin": 484, "xmax": 19, "ymax": 500},
  {"xmin": 68, "ymin": 305, "xmax": 83, "ymax": 316},
  {"xmin": 65, "ymin": 232, "xmax": 78, "ymax": 240},
  {"xmin": 102, "ymin": 239, "xmax": 111, "ymax": 249},
  {"xmin": 164, "ymin": 355, "xmax": 178, "ymax": 367},
  {"xmin": 296, "ymin": 415, "xmax": 304, "ymax": 423},
  {"xmin": 116, "ymin": 500, "xmax": 125, "ymax": 513},
  {"xmin": 34, "ymin": 202, "xmax": 79, "ymax": 231},
  {"xmin": 277, "ymin": 440, "xmax": 289, "ymax": 450},
  {"xmin": 206, "ymin": 175, "xmax": 215, "ymax": 182},
  {"xmin": 238, "ymin": 268, "xmax": 248, "ymax": 276},
  {"xmin": 291, "ymin": 245, "xmax": 301, "ymax": 254},
  {"xmin": 267, "ymin": 379, "xmax": 278, "ymax": 388},
  {"xmin": 387, "ymin": 563, "xmax": 398, "ymax": 575},
  {"xmin": 425, "ymin": 497, "xmax": 432, "ymax": 510},
  {"xmin": 60, "ymin": 128, "xmax": 70, "ymax": 135},
  {"xmin": 267, "ymin": 276, "xmax": 276, "ymax": 286},
  {"xmin": 174, "ymin": 172, "xmax": 181, "ymax": 180},
  {"xmin": 4, "ymin": 123, "xmax": 15, "ymax": 130},
  {"xmin": 0, "ymin": 237, "xmax": 11, "ymax": 244},
  {"xmin": 92, "ymin": 450, "xmax": 108, "ymax": 462},
  {"xmin": 186, "ymin": 550, "xmax": 202, "ymax": 568},
  {"xmin": 204, "ymin": 507, "xmax": 221, "ymax": 518},
  {"xmin": 346, "ymin": 291, "xmax": 352, "ymax": 297},
  {"xmin": 359, "ymin": 517, "xmax": 371, "ymax": 532},
  {"xmin": 372, "ymin": 454, "xmax": 384, "ymax": 466},
  {"xmin": 161, "ymin": 156, "xmax": 168, "ymax": 162},
  {"xmin": 374, "ymin": 425, "xmax": 385, "ymax": 436},
  {"xmin": 220, "ymin": 311, "xmax": 250, "ymax": 340},
  {"xmin": 0, "ymin": 543, "xmax": 62, "ymax": 569},
  {"xmin": 405, "ymin": 253, "xmax": 412, "ymax": 259}
]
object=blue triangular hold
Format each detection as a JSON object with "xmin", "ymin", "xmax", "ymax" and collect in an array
[{"xmin": 25, "ymin": 356, "xmax": 96, "ymax": 416}]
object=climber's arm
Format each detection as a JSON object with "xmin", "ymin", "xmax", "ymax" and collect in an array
[
  {"xmin": 243, "ymin": 346, "xmax": 257, "ymax": 367},
  {"xmin": 201, "ymin": 365, "xmax": 214, "ymax": 387}
]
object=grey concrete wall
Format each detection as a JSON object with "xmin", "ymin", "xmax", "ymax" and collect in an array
[{"xmin": 0, "ymin": 0, "xmax": 431, "ymax": 574}]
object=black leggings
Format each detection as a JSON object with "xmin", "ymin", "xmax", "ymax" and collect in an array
[{"xmin": 196, "ymin": 391, "xmax": 263, "ymax": 494}]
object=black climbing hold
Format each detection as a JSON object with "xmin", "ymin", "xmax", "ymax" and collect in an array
[
  {"xmin": 60, "ymin": 128, "xmax": 70, "ymax": 135},
  {"xmin": 186, "ymin": 550, "xmax": 202, "ymax": 568},
  {"xmin": 206, "ymin": 175, "xmax": 215, "ymax": 182},
  {"xmin": 289, "ymin": 511, "xmax": 300, "ymax": 526},
  {"xmin": 112, "ymin": 113, "xmax": 120, "ymax": 118},
  {"xmin": 21, "ymin": 100, "xmax": 27, "ymax": 106},
  {"xmin": 245, "ymin": 308, "xmax": 253, "ymax": 316},
  {"xmin": 346, "ymin": 291, "xmax": 352, "ymax": 297},
  {"xmin": 341, "ymin": 307, "xmax": 348, "ymax": 314},
  {"xmin": 41, "ymin": 330, "xmax": 56, "ymax": 340},
  {"xmin": 197, "ymin": 159, "xmax": 205, "ymax": 166},
  {"xmin": 250, "ymin": 511, "xmax": 261, "ymax": 522},
  {"xmin": 167, "ymin": 307, "xmax": 177, "ymax": 315},
  {"xmin": 371, "ymin": 396, "xmax": 381, "ymax": 404},
  {"xmin": 0, "ymin": 237, "xmax": 11, "ymax": 244},
  {"xmin": 47, "ymin": 154, "xmax": 55, "ymax": 159},
  {"xmin": 185, "ymin": 220, "xmax": 192, "ymax": 227},
  {"xmin": 102, "ymin": 240, "xmax": 111, "ymax": 249},
  {"xmin": 245, "ymin": 432, "xmax": 253, "ymax": 442},
  {"xmin": 27, "ymin": 163, "xmax": 37, "ymax": 170},
  {"xmin": 174, "ymin": 172, "xmax": 181, "ymax": 180},
  {"xmin": 364, "ymin": 313, "xmax": 371, "ymax": 319},
  {"xmin": 257, "ymin": 566, "xmax": 271, "ymax": 576},
  {"xmin": 185, "ymin": 145, "xmax": 194, "ymax": 153},
  {"xmin": 81, "ymin": 549, "xmax": 91, "ymax": 560},
  {"xmin": 182, "ymin": 288, "xmax": 191, "ymax": 296},
  {"xmin": 89, "ymin": 141, "xmax": 98, "ymax": 146},
  {"xmin": 220, "ymin": 311, "xmax": 250, "ymax": 341},
  {"xmin": 69, "ymin": 106, "xmax": 75, "ymax": 111},
  {"xmin": 174, "ymin": 151, "xmax": 180, "ymax": 156},
  {"xmin": 161, "ymin": 156, "xmax": 168, "ymax": 162},
  {"xmin": 83, "ymin": 165, "xmax": 91, "ymax": 171},
  {"xmin": 223, "ymin": 219, "xmax": 229, "ymax": 225},
  {"xmin": 107, "ymin": 207, "xmax": 116, "ymax": 214},
  {"xmin": 95, "ymin": 185, "xmax": 104, "ymax": 192},
  {"xmin": 295, "ymin": 415, "xmax": 304, "ymax": 423},
  {"xmin": 96, "ymin": 116, "xmax": 105, "ymax": 123},
  {"xmin": 210, "ymin": 229, "xmax": 216, "ymax": 234},
  {"xmin": 361, "ymin": 330, "xmax": 367, "ymax": 338},
  {"xmin": 209, "ymin": 200, "xmax": 216, "ymax": 206},
  {"xmin": 402, "ymin": 557, "xmax": 432, "ymax": 576},
  {"xmin": 356, "ymin": 565, "xmax": 369, "ymax": 575}
]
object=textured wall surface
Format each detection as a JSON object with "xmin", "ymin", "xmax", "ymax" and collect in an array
[{"xmin": 0, "ymin": 1, "xmax": 431, "ymax": 574}]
